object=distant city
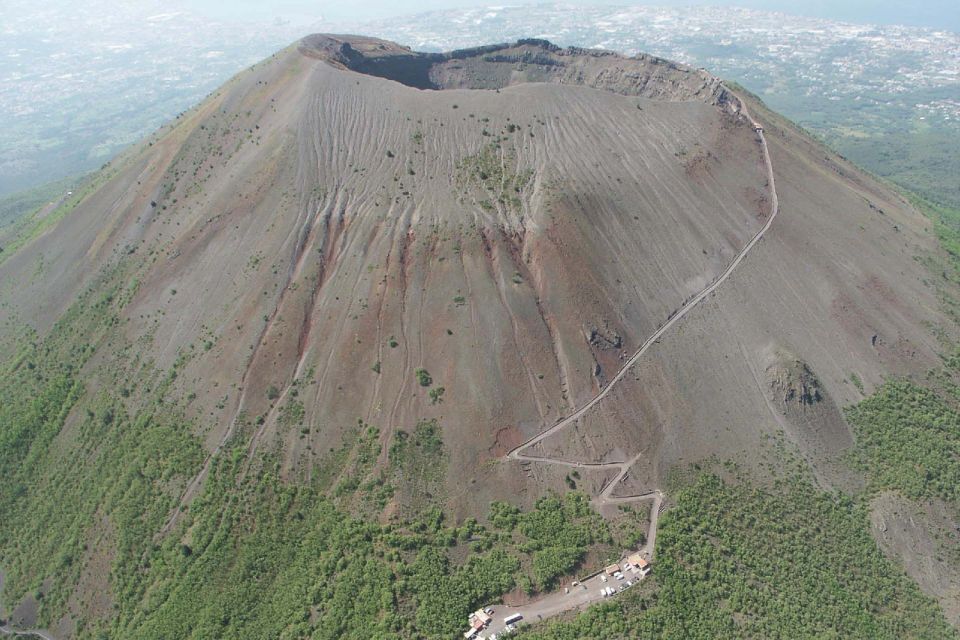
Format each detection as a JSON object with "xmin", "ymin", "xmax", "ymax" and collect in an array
[
  {"xmin": 0, "ymin": 0, "xmax": 304, "ymax": 195},
  {"xmin": 2, "ymin": 1, "xmax": 958, "ymax": 202},
  {"xmin": 352, "ymin": 5, "xmax": 960, "ymax": 130}
]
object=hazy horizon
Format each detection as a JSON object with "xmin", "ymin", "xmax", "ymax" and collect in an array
[
  {"xmin": 1, "ymin": 0, "xmax": 956, "ymax": 199},
  {"xmin": 177, "ymin": 0, "xmax": 960, "ymax": 33}
]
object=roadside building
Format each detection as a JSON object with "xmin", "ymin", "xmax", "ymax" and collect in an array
[
  {"xmin": 636, "ymin": 557, "xmax": 651, "ymax": 575},
  {"xmin": 605, "ymin": 563, "xmax": 621, "ymax": 576}
]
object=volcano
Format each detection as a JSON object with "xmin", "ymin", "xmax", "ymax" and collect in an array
[{"xmin": 0, "ymin": 34, "xmax": 955, "ymax": 638}]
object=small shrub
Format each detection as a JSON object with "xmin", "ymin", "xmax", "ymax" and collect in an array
[
  {"xmin": 415, "ymin": 368, "xmax": 433, "ymax": 387},
  {"xmin": 850, "ymin": 372, "xmax": 864, "ymax": 393}
]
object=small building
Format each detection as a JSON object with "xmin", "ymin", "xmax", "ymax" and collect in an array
[
  {"xmin": 605, "ymin": 563, "xmax": 621, "ymax": 576},
  {"xmin": 626, "ymin": 553, "xmax": 644, "ymax": 567},
  {"xmin": 473, "ymin": 610, "xmax": 492, "ymax": 626},
  {"xmin": 636, "ymin": 557, "xmax": 651, "ymax": 575}
]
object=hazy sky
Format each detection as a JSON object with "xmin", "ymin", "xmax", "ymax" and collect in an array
[{"xmin": 180, "ymin": 0, "xmax": 959, "ymax": 32}]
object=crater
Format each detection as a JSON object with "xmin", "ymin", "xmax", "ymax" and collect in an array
[{"xmin": 299, "ymin": 34, "xmax": 732, "ymax": 105}]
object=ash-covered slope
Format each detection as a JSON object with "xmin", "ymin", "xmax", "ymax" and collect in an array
[{"xmin": 0, "ymin": 34, "xmax": 949, "ymax": 522}]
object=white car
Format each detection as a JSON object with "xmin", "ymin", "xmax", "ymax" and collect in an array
[
  {"xmin": 614, "ymin": 572, "xmax": 624, "ymax": 580},
  {"xmin": 600, "ymin": 574, "xmax": 608, "ymax": 583}
]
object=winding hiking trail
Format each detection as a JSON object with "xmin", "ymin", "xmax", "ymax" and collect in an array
[
  {"xmin": 505, "ymin": 87, "xmax": 777, "ymax": 592},
  {"xmin": 482, "ymin": 90, "xmax": 776, "ymax": 637}
]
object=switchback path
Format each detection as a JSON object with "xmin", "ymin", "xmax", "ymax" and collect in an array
[{"xmin": 493, "ymin": 90, "xmax": 778, "ymax": 633}]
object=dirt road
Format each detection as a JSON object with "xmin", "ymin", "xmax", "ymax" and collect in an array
[{"xmin": 483, "ymin": 561, "xmax": 651, "ymax": 638}]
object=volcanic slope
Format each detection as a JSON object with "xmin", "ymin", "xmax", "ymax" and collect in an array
[{"xmin": 0, "ymin": 34, "xmax": 951, "ymax": 524}]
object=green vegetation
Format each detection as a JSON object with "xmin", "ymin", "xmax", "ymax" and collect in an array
[
  {"xmin": 520, "ymin": 472, "xmax": 955, "ymax": 640},
  {"xmin": 0, "ymin": 173, "xmax": 87, "ymax": 230},
  {"xmin": 911, "ymin": 196, "xmax": 960, "ymax": 324},
  {"xmin": 415, "ymin": 368, "xmax": 432, "ymax": 387},
  {"xmin": 491, "ymin": 493, "xmax": 610, "ymax": 591},
  {"xmin": 847, "ymin": 379, "xmax": 960, "ymax": 503},
  {"xmin": 428, "ymin": 386, "xmax": 445, "ymax": 404},
  {"xmin": 608, "ymin": 504, "xmax": 648, "ymax": 550},
  {"xmin": 849, "ymin": 371, "xmax": 864, "ymax": 393},
  {"xmin": 385, "ymin": 418, "xmax": 446, "ymax": 515},
  {"xmin": 458, "ymin": 143, "xmax": 533, "ymax": 215},
  {"xmin": 279, "ymin": 398, "xmax": 305, "ymax": 431},
  {"xmin": 0, "ymin": 267, "xmax": 205, "ymax": 628},
  {"xmin": 828, "ymin": 128, "xmax": 960, "ymax": 211}
]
